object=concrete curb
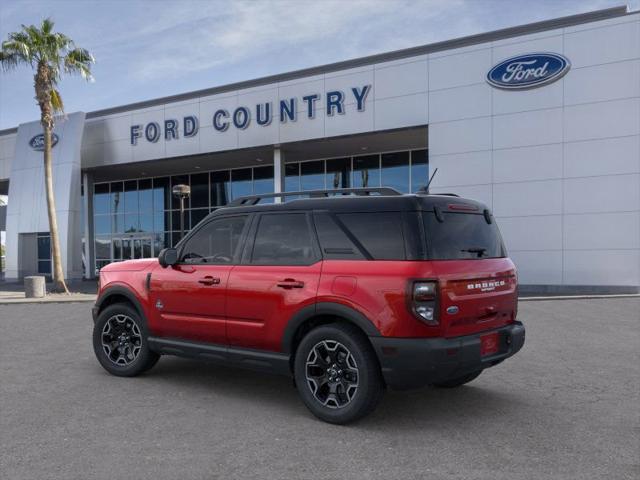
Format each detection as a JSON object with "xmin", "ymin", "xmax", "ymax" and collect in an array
[{"xmin": 0, "ymin": 295, "xmax": 96, "ymax": 305}]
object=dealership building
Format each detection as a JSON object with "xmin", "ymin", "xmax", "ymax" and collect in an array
[{"xmin": 0, "ymin": 5, "xmax": 638, "ymax": 292}]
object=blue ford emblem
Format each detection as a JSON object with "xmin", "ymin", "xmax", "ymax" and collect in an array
[
  {"xmin": 29, "ymin": 133, "xmax": 59, "ymax": 151},
  {"xmin": 446, "ymin": 306, "xmax": 459, "ymax": 315},
  {"xmin": 487, "ymin": 53, "xmax": 570, "ymax": 90}
]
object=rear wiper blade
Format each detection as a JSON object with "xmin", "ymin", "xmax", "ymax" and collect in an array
[{"xmin": 461, "ymin": 247, "xmax": 487, "ymax": 258}]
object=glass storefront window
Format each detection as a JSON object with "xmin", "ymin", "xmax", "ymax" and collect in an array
[
  {"xmin": 124, "ymin": 213, "xmax": 139, "ymax": 233},
  {"xmin": 138, "ymin": 179, "xmax": 153, "ymax": 212},
  {"xmin": 111, "ymin": 182, "xmax": 123, "ymax": 217},
  {"xmin": 253, "ymin": 166, "xmax": 274, "ymax": 198},
  {"xmin": 95, "ymin": 236, "xmax": 111, "ymax": 260},
  {"xmin": 153, "ymin": 177, "xmax": 170, "ymax": 211},
  {"xmin": 301, "ymin": 160, "xmax": 325, "ymax": 191},
  {"xmin": 94, "ymin": 215, "xmax": 111, "ymax": 235},
  {"xmin": 139, "ymin": 213, "xmax": 153, "ymax": 232},
  {"xmin": 124, "ymin": 180, "xmax": 138, "ymax": 213},
  {"xmin": 94, "ymin": 183, "xmax": 110, "ymax": 214},
  {"xmin": 411, "ymin": 149, "xmax": 429, "ymax": 193},
  {"xmin": 326, "ymin": 158, "xmax": 351, "ymax": 190},
  {"xmin": 211, "ymin": 171, "xmax": 230, "ymax": 207},
  {"xmin": 171, "ymin": 175, "xmax": 190, "ymax": 209},
  {"xmin": 381, "ymin": 151, "xmax": 410, "ymax": 193},
  {"xmin": 231, "ymin": 168, "xmax": 252, "ymax": 199},
  {"xmin": 285, "ymin": 163, "xmax": 300, "ymax": 192},
  {"xmin": 92, "ymin": 149, "xmax": 427, "ymax": 271},
  {"xmin": 190, "ymin": 173, "xmax": 209, "ymax": 209},
  {"xmin": 153, "ymin": 211, "xmax": 169, "ymax": 232},
  {"xmin": 353, "ymin": 155, "xmax": 380, "ymax": 188},
  {"xmin": 172, "ymin": 210, "xmax": 190, "ymax": 232}
]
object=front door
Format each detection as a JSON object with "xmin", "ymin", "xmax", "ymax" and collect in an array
[
  {"xmin": 226, "ymin": 212, "xmax": 322, "ymax": 352},
  {"xmin": 149, "ymin": 214, "xmax": 249, "ymax": 344}
]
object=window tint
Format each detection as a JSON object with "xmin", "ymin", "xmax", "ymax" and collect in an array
[
  {"xmin": 336, "ymin": 212, "xmax": 405, "ymax": 260},
  {"xmin": 314, "ymin": 213, "xmax": 365, "ymax": 260},
  {"xmin": 423, "ymin": 212, "xmax": 505, "ymax": 260},
  {"xmin": 252, "ymin": 213, "xmax": 316, "ymax": 265},
  {"xmin": 181, "ymin": 216, "xmax": 247, "ymax": 264}
]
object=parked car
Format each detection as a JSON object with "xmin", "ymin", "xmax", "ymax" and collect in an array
[{"xmin": 92, "ymin": 187, "xmax": 525, "ymax": 424}]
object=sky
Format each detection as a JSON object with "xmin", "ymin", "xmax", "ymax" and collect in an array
[{"xmin": 0, "ymin": 0, "xmax": 636, "ymax": 130}]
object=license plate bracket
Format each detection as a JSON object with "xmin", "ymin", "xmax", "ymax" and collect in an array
[{"xmin": 480, "ymin": 332, "xmax": 500, "ymax": 356}]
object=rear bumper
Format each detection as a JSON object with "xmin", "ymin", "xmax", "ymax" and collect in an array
[{"xmin": 370, "ymin": 322, "xmax": 525, "ymax": 390}]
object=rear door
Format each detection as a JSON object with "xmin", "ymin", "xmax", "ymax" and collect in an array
[
  {"xmin": 149, "ymin": 214, "xmax": 249, "ymax": 344},
  {"xmin": 423, "ymin": 210, "xmax": 517, "ymax": 338},
  {"xmin": 226, "ymin": 212, "xmax": 322, "ymax": 351}
]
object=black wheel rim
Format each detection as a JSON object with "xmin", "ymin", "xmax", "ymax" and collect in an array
[
  {"xmin": 101, "ymin": 314, "xmax": 143, "ymax": 366},
  {"xmin": 305, "ymin": 340, "xmax": 359, "ymax": 409}
]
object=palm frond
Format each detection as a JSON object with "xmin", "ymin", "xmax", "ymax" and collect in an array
[
  {"xmin": 64, "ymin": 47, "xmax": 94, "ymax": 81},
  {"xmin": 50, "ymin": 88, "xmax": 64, "ymax": 113},
  {"xmin": 41, "ymin": 17, "xmax": 54, "ymax": 35},
  {"xmin": 0, "ymin": 51, "xmax": 20, "ymax": 70}
]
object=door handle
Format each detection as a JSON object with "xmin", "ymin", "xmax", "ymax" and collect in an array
[
  {"xmin": 276, "ymin": 278, "xmax": 305, "ymax": 289},
  {"xmin": 198, "ymin": 276, "xmax": 221, "ymax": 286}
]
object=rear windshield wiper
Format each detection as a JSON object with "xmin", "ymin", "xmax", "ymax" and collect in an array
[{"xmin": 460, "ymin": 247, "xmax": 487, "ymax": 258}]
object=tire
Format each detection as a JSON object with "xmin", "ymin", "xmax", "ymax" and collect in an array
[
  {"xmin": 93, "ymin": 303, "xmax": 159, "ymax": 377},
  {"xmin": 294, "ymin": 323, "xmax": 384, "ymax": 424},
  {"xmin": 433, "ymin": 370, "xmax": 483, "ymax": 388}
]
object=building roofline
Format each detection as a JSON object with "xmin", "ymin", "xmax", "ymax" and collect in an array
[{"xmin": 0, "ymin": 5, "xmax": 631, "ymax": 135}]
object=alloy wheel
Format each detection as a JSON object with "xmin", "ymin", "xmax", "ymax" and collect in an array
[
  {"xmin": 101, "ymin": 314, "xmax": 143, "ymax": 366},
  {"xmin": 305, "ymin": 340, "xmax": 359, "ymax": 409}
]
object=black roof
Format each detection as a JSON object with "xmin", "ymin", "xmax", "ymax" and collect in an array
[{"xmin": 206, "ymin": 192, "xmax": 489, "ymax": 219}]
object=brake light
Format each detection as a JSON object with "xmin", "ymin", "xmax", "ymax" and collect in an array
[{"xmin": 411, "ymin": 281, "xmax": 438, "ymax": 325}]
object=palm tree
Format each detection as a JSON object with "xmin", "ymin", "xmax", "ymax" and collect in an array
[{"xmin": 0, "ymin": 18, "xmax": 94, "ymax": 293}]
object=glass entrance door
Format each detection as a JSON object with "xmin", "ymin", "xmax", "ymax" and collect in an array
[{"xmin": 113, "ymin": 235, "xmax": 153, "ymax": 261}]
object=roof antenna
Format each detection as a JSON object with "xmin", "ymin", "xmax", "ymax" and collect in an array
[{"xmin": 418, "ymin": 168, "xmax": 438, "ymax": 194}]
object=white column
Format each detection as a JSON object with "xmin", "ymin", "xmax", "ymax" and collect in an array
[
  {"xmin": 82, "ymin": 172, "xmax": 95, "ymax": 279},
  {"xmin": 273, "ymin": 147, "xmax": 286, "ymax": 203}
]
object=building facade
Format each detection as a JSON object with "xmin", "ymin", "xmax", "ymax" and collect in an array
[{"xmin": 0, "ymin": 6, "xmax": 639, "ymax": 292}]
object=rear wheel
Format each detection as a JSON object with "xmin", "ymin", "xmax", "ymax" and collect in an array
[
  {"xmin": 93, "ymin": 303, "xmax": 159, "ymax": 377},
  {"xmin": 294, "ymin": 323, "xmax": 383, "ymax": 424},
  {"xmin": 433, "ymin": 370, "xmax": 483, "ymax": 388}
]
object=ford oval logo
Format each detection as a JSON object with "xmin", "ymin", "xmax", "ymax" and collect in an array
[
  {"xmin": 29, "ymin": 133, "xmax": 59, "ymax": 151},
  {"xmin": 487, "ymin": 53, "xmax": 570, "ymax": 90},
  {"xmin": 446, "ymin": 306, "xmax": 459, "ymax": 315}
]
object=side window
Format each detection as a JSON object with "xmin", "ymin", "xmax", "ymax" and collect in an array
[
  {"xmin": 251, "ymin": 213, "xmax": 317, "ymax": 265},
  {"xmin": 181, "ymin": 215, "xmax": 247, "ymax": 264},
  {"xmin": 313, "ymin": 212, "xmax": 365, "ymax": 260},
  {"xmin": 336, "ymin": 212, "xmax": 406, "ymax": 260}
]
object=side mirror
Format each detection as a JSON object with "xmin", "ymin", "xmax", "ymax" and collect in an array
[{"xmin": 158, "ymin": 248, "xmax": 178, "ymax": 268}]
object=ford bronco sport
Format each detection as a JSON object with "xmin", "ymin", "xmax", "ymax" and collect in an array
[{"xmin": 92, "ymin": 187, "xmax": 525, "ymax": 424}]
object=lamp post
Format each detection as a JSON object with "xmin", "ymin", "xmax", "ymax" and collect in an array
[{"xmin": 172, "ymin": 184, "xmax": 191, "ymax": 240}]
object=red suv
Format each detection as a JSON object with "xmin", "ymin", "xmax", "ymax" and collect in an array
[{"xmin": 92, "ymin": 188, "xmax": 525, "ymax": 424}]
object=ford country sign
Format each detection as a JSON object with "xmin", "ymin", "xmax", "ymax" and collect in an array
[
  {"xmin": 487, "ymin": 53, "xmax": 570, "ymax": 90},
  {"xmin": 29, "ymin": 133, "xmax": 59, "ymax": 151}
]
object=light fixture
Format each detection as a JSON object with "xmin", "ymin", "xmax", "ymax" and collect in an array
[
  {"xmin": 256, "ymin": 157, "xmax": 263, "ymax": 162},
  {"xmin": 360, "ymin": 146, "xmax": 368, "ymax": 151}
]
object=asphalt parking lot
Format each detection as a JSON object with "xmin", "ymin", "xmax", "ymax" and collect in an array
[{"xmin": 1, "ymin": 298, "xmax": 638, "ymax": 480}]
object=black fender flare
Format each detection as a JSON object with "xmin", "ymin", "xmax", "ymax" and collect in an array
[
  {"xmin": 281, "ymin": 302, "xmax": 381, "ymax": 354},
  {"xmin": 93, "ymin": 285, "xmax": 145, "ymax": 322}
]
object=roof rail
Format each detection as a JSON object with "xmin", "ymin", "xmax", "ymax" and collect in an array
[{"xmin": 227, "ymin": 187, "xmax": 402, "ymax": 207}]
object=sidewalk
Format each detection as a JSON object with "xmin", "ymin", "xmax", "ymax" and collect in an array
[{"xmin": 0, "ymin": 280, "xmax": 97, "ymax": 304}]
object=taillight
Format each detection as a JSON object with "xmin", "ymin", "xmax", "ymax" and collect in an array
[{"xmin": 411, "ymin": 281, "xmax": 438, "ymax": 325}]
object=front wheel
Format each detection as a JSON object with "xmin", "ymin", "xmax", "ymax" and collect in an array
[
  {"xmin": 294, "ymin": 324, "xmax": 384, "ymax": 424},
  {"xmin": 92, "ymin": 303, "xmax": 159, "ymax": 377}
]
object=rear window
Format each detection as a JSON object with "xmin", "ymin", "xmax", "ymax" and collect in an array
[
  {"xmin": 336, "ymin": 212, "xmax": 406, "ymax": 260},
  {"xmin": 423, "ymin": 212, "xmax": 506, "ymax": 260}
]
